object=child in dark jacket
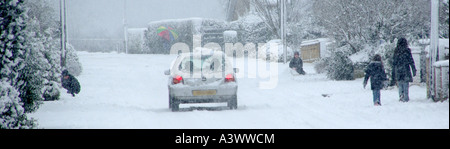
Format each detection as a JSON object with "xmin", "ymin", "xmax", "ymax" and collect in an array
[
  {"xmin": 363, "ymin": 54, "xmax": 387, "ymax": 106},
  {"xmin": 61, "ymin": 70, "xmax": 81, "ymax": 97},
  {"xmin": 289, "ymin": 51, "xmax": 306, "ymax": 75}
]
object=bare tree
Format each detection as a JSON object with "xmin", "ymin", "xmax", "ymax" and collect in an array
[
  {"xmin": 225, "ymin": 0, "xmax": 251, "ymax": 21},
  {"xmin": 251, "ymin": 0, "xmax": 281, "ymax": 38},
  {"xmin": 313, "ymin": 0, "xmax": 431, "ymax": 54},
  {"xmin": 250, "ymin": 0, "xmax": 322, "ymax": 50}
]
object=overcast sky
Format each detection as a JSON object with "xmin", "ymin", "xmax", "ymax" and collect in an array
[{"xmin": 64, "ymin": 0, "xmax": 226, "ymax": 39}]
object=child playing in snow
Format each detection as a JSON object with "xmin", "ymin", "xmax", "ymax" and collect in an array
[
  {"xmin": 61, "ymin": 70, "xmax": 81, "ymax": 97},
  {"xmin": 363, "ymin": 54, "xmax": 387, "ymax": 106}
]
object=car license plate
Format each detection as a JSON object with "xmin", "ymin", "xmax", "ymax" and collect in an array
[{"xmin": 192, "ymin": 90, "xmax": 216, "ymax": 96}]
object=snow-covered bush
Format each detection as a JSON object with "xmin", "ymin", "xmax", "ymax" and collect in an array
[
  {"xmin": 146, "ymin": 18, "xmax": 195, "ymax": 54},
  {"xmin": 1, "ymin": 0, "xmax": 44, "ymax": 114},
  {"xmin": 223, "ymin": 30, "xmax": 237, "ymax": 43},
  {"xmin": 376, "ymin": 40, "xmax": 397, "ymax": 85},
  {"xmin": 0, "ymin": 0, "xmax": 37, "ymax": 128},
  {"xmin": 1, "ymin": 0, "xmax": 28, "ymax": 84},
  {"xmin": 314, "ymin": 57, "xmax": 329, "ymax": 74},
  {"xmin": 18, "ymin": 15, "xmax": 67, "ymax": 111},
  {"xmin": 25, "ymin": 14, "xmax": 63, "ymax": 103},
  {"xmin": 18, "ymin": 34, "xmax": 45, "ymax": 112},
  {"xmin": 33, "ymin": 28, "xmax": 62, "ymax": 101},
  {"xmin": 228, "ymin": 14, "xmax": 273, "ymax": 58},
  {"xmin": 0, "ymin": 80, "xmax": 37, "ymax": 129},
  {"xmin": 42, "ymin": 81, "xmax": 60, "ymax": 101},
  {"xmin": 146, "ymin": 18, "xmax": 227, "ymax": 54},
  {"xmin": 229, "ymin": 14, "xmax": 271, "ymax": 44},
  {"xmin": 324, "ymin": 46, "xmax": 355, "ymax": 80},
  {"xmin": 24, "ymin": 0, "xmax": 64, "ymax": 102},
  {"xmin": 65, "ymin": 44, "xmax": 83, "ymax": 76}
]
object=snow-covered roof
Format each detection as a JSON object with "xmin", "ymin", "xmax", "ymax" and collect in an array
[
  {"xmin": 301, "ymin": 38, "xmax": 331, "ymax": 46},
  {"xmin": 148, "ymin": 17, "xmax": 204, "ymax": 26}
]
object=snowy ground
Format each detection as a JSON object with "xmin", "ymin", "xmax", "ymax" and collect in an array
[{"xmin": 29, "ymin": 51, "xmax": 449, "ymax": 129}]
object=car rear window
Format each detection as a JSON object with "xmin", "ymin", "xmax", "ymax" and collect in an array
[{"xmin": 178, "ymin": 55, "xmax": 224, "ymax": 73}]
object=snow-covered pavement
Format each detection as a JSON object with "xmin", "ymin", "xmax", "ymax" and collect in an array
[{"xmin": 29, "ymin": 52, "xmax": 449, "ymax": 129}]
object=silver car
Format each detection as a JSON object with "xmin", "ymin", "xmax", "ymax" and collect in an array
[{"xmin": 164, "ymin": 49, "xmax": 238, "ymax": 111}]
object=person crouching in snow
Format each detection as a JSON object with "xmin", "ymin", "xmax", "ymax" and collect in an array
[
  {"xmin": 289, "ymin": 51, "xmax": 306, "ymax": 75},
  {"xmin": 363, "ymin": 54, "xmax": 387, "ymax": 106},
  {"xmin": 61, "ymin": 70, "xmax": 81, "ymax": 97}
]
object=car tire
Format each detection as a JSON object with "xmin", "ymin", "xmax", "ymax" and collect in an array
[
  {"xmin": 228, "ymin": 95, "xmax": 238, "ymax": 110},
  {"xmin": 171, "ymin": 102, "xmax": 179, "ymax": 112},
  {"xmin": 169, "ymin": 95, "xmax": 179, "ymax": 112},
  {"xmin": 169, "ymin": 97, "xmax": 180, "ymax": 112},
  {"xmin": 169, "ymin": 94, "xmax": 173, "ymax": 109}
]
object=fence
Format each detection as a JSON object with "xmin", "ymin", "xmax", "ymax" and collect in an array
[
  {"xmin": 432, "ymin": 60, "xmax": 449, "ymax": 101},
  {"xmin": 301, "ymin": 42, "xmax": 320, "ymax": 63},
  {"xmin": 300, "ymin": 38, "xmax": 332, "ymax": 63}
]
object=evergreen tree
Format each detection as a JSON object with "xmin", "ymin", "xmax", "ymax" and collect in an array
[
  {"xmin": 0, "ymin": 80, "xmax": 37, "ymax": 129},
  {"xmin": 0, "ymin": 0, "xmax": 37, "ymax": 129},
  {"xmin": 65, "ymin": 44, "xmax": 83, "ymax": 76},
  {"xmin": 326, "ymin": 46, "xmax": 355, "ymax": 80},
  {"xmin": 24, "ymin": 0, "xmax": 62, "ymax": 101},
  {"xmin": 1, "ymin": 0, "xmax": 27, "ymax": 84},
  {"xmin": 40, "ymin": 28, "xmax": 61, "ymax": 101},
  {"xmin": 16, "ymin": 18, "xmax": 47, "ymax": 112}
]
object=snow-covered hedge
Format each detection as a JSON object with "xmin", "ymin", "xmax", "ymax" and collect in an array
[
  {"xmin": 229, "ymin": 14, "xmax": 271, "ymax": 45},
  {"xmin": 65, "ymin": 44, "xmax": 83, "ymax": 77},
  {"xmin": 145, "ymin": 18, "xmax": 227, "ymax": 54},
  {"xmin": 316, "ymin": 45, "xmax": 355, "ymax": 80},
  {"xmin": 1, "ymin": 79, "xmax": 37, "ymax": 129}
]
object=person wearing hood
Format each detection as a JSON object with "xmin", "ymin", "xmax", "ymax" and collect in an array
[
  {"xmin": 61, "ymin": 70, "xmax": 81, "ymax": 97},
  {"xmin": 364, "ymin": 54, "xmax": 387, "ymax": 106},
  {"xmin": 289, "ymin": 51, "xmax": 306, "ymax": 75},
  {"xmin": 392, "ymin": 38, "xmax": 416, "ymax": 102}
]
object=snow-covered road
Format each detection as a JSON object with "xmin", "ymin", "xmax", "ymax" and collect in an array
[{"xmin": 30, "ymin": 52, "xmax": 449, "ymax": 129}]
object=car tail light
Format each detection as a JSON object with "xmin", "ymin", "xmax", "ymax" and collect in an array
[
  {"xmin": 225, "ymin": 74, "xmax": 235, "ymax": 82},
  {"xmin": 173, "ymin": 75, "xmax": 183, "ymax": 84}
]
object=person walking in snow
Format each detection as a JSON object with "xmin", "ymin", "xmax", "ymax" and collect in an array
[
  {"xmin": 392, "ymin": 38, "xmax": 416, "ymax": 102},
  {"xmin": 61, "ymin": 70, "xmax": 81, "ymax": 97},
  {"xmin": 364, "ymin": 54, "xmax": 387, "ymax": 106},
  {"xmin": 289, "ymin": 51, "xmax": 306, "ymax": 75}
]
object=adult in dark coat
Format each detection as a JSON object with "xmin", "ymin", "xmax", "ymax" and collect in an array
[
  {"xmin": 289, "ymin": 51, "xmax": 306, "ymax": 75},
  {"xmin": 392, "ymin": 38, "xmax": 416, "ymax": 102},
  {"xmin": 61, "ymin": 70, "xmax": 80, "ymax": 97},
  {"xmin": 364, "ymin": 54, "xmax": 387, "ymax": 106}
]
